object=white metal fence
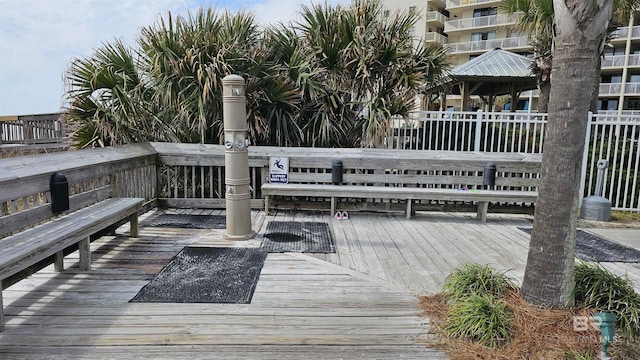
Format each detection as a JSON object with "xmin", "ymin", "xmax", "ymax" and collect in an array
[{"xmin": 389, "ymin": 110, "xmax": 640, "ymax": 212}]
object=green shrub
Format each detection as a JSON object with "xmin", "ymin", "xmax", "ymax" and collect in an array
[
  {"xmin": 442, "ymin": 263, "xmax": 514, "ymax": 303},
  {"xmin": 573, "ymin": 262, "xmax": 640, "ymax": 338},
  {"xmin": 444, "ymin": 293, "xmax": 513, "ymax": 348}
]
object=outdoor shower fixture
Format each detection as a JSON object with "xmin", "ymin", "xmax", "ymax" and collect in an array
[
  {"xmin": 222, "ymin": 74, "xmax": 256, "ymax": 240},
  {"xmin": 593, "ymin": 312, "xmax": 616, "ymax": 360},
  {"xmin": 581, "ymin": 159, "xmax": 612, "ymax": 222}
]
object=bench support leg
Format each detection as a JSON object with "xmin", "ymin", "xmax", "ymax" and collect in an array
[
  {"xmin": 477, "ymin": 202, "xmax": 489, "ymax": 223},
  {"xmin": 264, "ymin": 195, "xmax": 270, "ymax": 215},
  {"xmin": 330, "ymin": 197, "xmax": 336, "ymax": 217},
  {"xmin": 406, "ymin": 200, "xmax": 412, "ymax": 220},
  {"xmin": 129, "ymin": 213, "xmax": 139, "ymax": 238},
  {"xmin": 54, "ymin": 251, "xmax": 64, "ymax": 272},
  {"xmin": 1, "ymin": 285, "xmax": 4, "ymax": 332},
  {"xmin": 79, "ymin": 237, "xmax": 91, "ymax": 271}
]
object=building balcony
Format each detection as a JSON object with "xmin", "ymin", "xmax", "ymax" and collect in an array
[
  {"xmin": 610, "ymin": 25, "xmax": 640, "ymax": 41},
  {"xmin": 446, "ymin": 0, "xmax": 500, "ymax": 9},
  {"xmin": 625, "ymin": 82, "xmax": 640, "ymax": 94},
  {"xmin": 430, "ymin": 0, "xmax": 447, "ymax": 8},
  {"xmin": 446, "ymin": 36, "xmax": 531, "ymax": 54},
  {"xmin": 598, "ymin": 82, "xmax": 640, "ymax": 95},
  {"xmin": 600, "ymin": 83, "xmax": 623, "ymax": 95},
  {"xmin": 444, "ymin": 14, "xmax": 517, "ymax": 32},
  {"xmin": 426, "ymin": 11, "xmax": 448, "ymax": 26},
  {"xmin": 424, "ymin": 32, "xmax": 448, "ymax": 44},
  {"xmin": 601, "ymin": 54, "xmax": 640, "ymax": 68}
]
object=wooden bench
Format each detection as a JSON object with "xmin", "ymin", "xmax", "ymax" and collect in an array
[
  {"xmin": 263, "ymin": 183, "xmax": 538, "ymax": 222},
  {"xmin": 0, "ymin": 197, "xmax": 144, "ymax": 331},
  {"xmin": 260, "ymin": 150, "xmax": 541, "ymax": 222}
]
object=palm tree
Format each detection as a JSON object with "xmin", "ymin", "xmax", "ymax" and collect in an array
[
  {"xmin": 520, "ymin": 0, "xmax": 640, "ymax": 308},
  {"xmin": 294, "ymin": 0, "xmax": 451, "ymax": 147},
  {"xmin": 63, "ymin": 40, "xmax": 168, "ymax": 148},
  {"xmin": 138, "ymin": 8, "xmax": 263, "ymax": 144},
  {"xmin": 63, "ymin": 2, "xmax": 451, "ymax": 148}
]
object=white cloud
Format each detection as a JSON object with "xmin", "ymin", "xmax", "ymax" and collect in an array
[{"xmin": 0, "ymin": 0, "xmax": 350, "ymax": 115}]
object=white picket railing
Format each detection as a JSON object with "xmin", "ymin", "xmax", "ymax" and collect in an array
[
  {"xmin": 583, "ymin": 113, "xmax": 640, "ymax": 211},
  {"xmin": 389, "ymin": 110, "xmax": 640, "ymax": 212}
]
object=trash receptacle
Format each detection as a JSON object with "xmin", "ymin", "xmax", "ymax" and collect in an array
[
  {"xmin": 50, "ymin": 172, "xmax": 69, "ymax": 213},
  {"xmin": 483, "ymin": 162, "xmax": 496, "ymax": 187},
  {"xmin": 332, "ymin": 159, "xmax": 343, "ymax": 184}
]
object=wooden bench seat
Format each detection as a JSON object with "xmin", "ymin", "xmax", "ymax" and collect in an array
[
  {"xmin": 262, "ymin": 183, "xmax": 537, "ymax": 222},
  {"xmin": 258, "ymin": 149, "xmax": 541, "ymax": 222},
  {"xmin": 0, "ymin": 197, "xmax": 144, "ymax": 331}
]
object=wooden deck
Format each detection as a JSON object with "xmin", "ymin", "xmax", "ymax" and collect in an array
[{"xmin": 2, "ymin": 209, "xmax": 639, "ymax": 359}]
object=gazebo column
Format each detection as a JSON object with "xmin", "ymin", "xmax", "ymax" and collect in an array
[
  {"xmin": 462, "ymin": 82, "xmax": 470, "ymax": 111},
  {"xmin": 510, "ymin": 84, "xmax": 518, "ymax": 113}
]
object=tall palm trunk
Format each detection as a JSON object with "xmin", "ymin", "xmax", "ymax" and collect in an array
[
  {"xmin": 537, "ymin": 79, "xmax": 551, "ymax": 113},
  {"xmin": 520, "ymin": 0, "xmax": 614, "ymax": 307}
]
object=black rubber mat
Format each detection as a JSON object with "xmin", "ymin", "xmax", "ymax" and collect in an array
[
  {"xmin": 261, "ymin": 221, "xmax": 335, "ymax": 253},
  {"xmin": 519, "ymin": 228, "xmax": 640, "ymax": 262},
  {"xmin": 144, "ymin": 214, "xmax": 226, "ymax": 229},
  {"xmin": 130, "ymin": 247, "xmax": 266, "ymax": 303}
]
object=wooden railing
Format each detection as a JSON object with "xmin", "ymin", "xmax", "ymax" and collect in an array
[
  {"xmin": 0, "ymin": 142, "xmax": 547, "ymax": 229},
  {"xmin": 0, "ymin": 113, "xmax": 68, "ymax": 156},
  {"xmin": 0, "ymin": 143, "xmax": 157, "ymax": 238}
]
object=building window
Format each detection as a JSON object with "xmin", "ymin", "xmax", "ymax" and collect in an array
[
  {"xmin": 629, "ymin": 74, "xmax": 640, "ymax": 82},
  {"xmin": 604, "ymin": 47, "xmax": 626, "ymax": 56},
  {"xmin": 409, "ymin": 6, "xmax": 416, "ymax": 13},
  {"xmin": 471, "ymin": 31, "xmax": 496, "ymax": 42},
  {"xmin": 628, "ymin": 98, "xmax": 640, "ymax": 110},
  {"xmin": 598, "ymin": 99, "xmax": 619, "ymax": 110},
  {"xmin": 473, "ymin": 7, "xmax": 497, "ymax": 17},
  {"xmin": 384, "ymin": 10, "xmax": 390, "ymax": 18},
  {"xmin": 602, "ymin": 74, "xmax": 623, "ymax": 83}
]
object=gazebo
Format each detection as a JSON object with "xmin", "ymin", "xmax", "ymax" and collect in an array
[{"xmin": 446, "ymin": 48, "xmax": 538, "ymax": 112}]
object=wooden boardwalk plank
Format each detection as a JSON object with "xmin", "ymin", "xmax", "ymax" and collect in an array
[
  {"xmin": 0, "ymin": 210, "xmax": 447, "ymax": 359},
  {"xmin": 2, "ymin": 208, "xmax": 639, "ymax": 359}
]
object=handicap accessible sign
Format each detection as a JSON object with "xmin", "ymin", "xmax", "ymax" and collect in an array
[{"xmin": 269, "ymin": 157, "xmax": 289, "ymax": 183}]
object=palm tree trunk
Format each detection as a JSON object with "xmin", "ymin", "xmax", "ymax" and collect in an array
[
  {"xmin": 537, "ymin": 80, "xmax": 551, "ymax": 113},
  {"xmin": 520, "ymin": 0, "xmax": 614, "ymax": 307},
  {"xmin": 590, "ymin": 57, "xmax": 603, "ymax": 113}
]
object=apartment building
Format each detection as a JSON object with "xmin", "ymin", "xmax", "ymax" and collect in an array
[{"xmin": 379, "ymin": 0, "xmax": 640, "ymax": 113}]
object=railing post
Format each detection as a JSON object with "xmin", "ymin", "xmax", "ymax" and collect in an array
[
  {"xmin": 579, "ymin": 111, "xmax": 594, "ymax": 204},
  {"xmin": 474, "ymin": 110, "xmax": 483, "ymax": 152}
]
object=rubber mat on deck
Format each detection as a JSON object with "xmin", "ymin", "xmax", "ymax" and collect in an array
[
  {"xmin": 519, "ymin": 228, "xmax": 640, "ymax": 262},
  {"xmin": 130, "ymin": 247, "xmax": 266, "ymax": 303},
  {"xmin": 144, "ymin": 214, "xmax": 226, "ymax": 229},
  {"xmin": 261, "ymin": 221, "xmax": 335, "ymax": 253}
]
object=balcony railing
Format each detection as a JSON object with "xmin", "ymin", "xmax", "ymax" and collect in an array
[
  {"xmin": 610, "ymin": 25, "xmax": 640, "ymax": 40},
  {"xmin": 599, "ymin": 82, "xmax": 640, "ymax": 95},
  {"xmin": 446, "ymin": 36, "xmax": 530, "ymax": 54},
  {"xmin": 446, "ymin": 0, "xmax": 500, "ymax": 8},
  {"xmin": 424, "ymin": 32, "xmax": 448, "ymax": 44},
  {"xmin": 599, "ymin": 83, "xmax": 624, "ymax": 95},
  {"xmin": 625, "ymin": 82, "xmax": 640, "ymax": 94},
  {"xmin": 425, "ymin": 11, "xmax": 448, "ymax": 25},
  {"xmin": 445, "ymin": 14, "xmax": 516, "ymax": 32},
  {"xmin": 601, "ymin": 54, "xmax": 640, "ymax": 68}
]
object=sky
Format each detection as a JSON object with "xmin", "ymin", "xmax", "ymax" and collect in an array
[{"xmin": 0, "ymin": 0, "xmax": 350, "ymax": 116}]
